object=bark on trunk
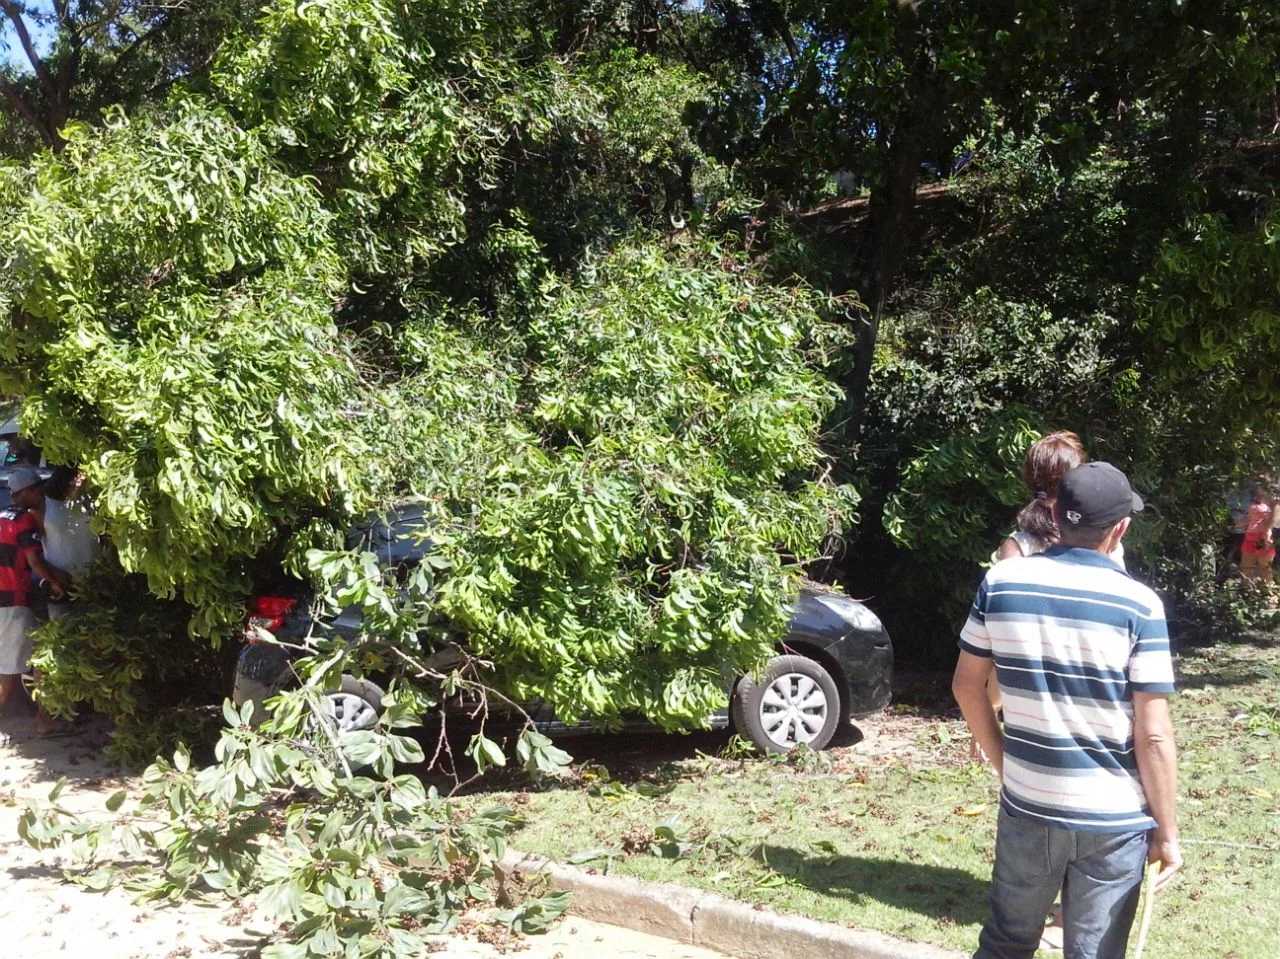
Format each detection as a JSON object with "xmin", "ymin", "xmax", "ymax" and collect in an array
[
  {"xmin": 846, "ymin": 121, "xmax": 925, "ymax": 437},
  {"xmin": 0, "ymin": 0, "xmax": 79, "ymax": 152}
]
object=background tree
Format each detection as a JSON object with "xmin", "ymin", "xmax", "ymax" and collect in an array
[
  {"xmin": 0, "ymin": 0, "xmax": 257, "ymax": 154},
  {"xmin": 675, "ymin": 0, "xmax": 1280, "ymax": 429}
]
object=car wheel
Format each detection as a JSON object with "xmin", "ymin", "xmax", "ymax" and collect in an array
[
  {"xmin": 731, "ymin": 654, "xmax": 841, "ymax": 754},
  {"xmin": 319, "ymin": 675, "xmax": 384, "ymax": 733}
]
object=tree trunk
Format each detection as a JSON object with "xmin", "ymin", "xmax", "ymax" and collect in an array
[
  {"xmin": 0, "ymin": 0, "xmax": 80, "ymax": 152},
  {"xmin": 846, "ymin": 119, "xmax": 925, "ymax": 437}
]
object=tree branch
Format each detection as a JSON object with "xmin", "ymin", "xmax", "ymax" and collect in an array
[
  {"xmin": 0, "ymin": 0, "xmax": 55, "ymax": 97},
  {"xmin": 0, "ymin": 78, "xmax": 52, "ymax": 146},
  {"xmin": 51, "ymin": 21, "xmax": 82, "ymax": 130},
  {"xmin": 108, "ymin": 11, "xmax": 179, "ymax": 80}
]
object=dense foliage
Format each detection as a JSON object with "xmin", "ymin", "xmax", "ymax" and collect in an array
[
  {"xmin": 2, "ymin": 0, "xmax": 1278, "ymax": 952},
  {"xmin": 0, "ymin": 102, "xmax": 361, "ymax": 634},
  {"xmin": 858, "ymin": 130, "xmax": 1280, "ymax": 652},
  {"xmin": 0, "ymin": 1, "xmax": 856, "ymax": 759},
  {"xmin": 438, "ymin": 244, "xmax": 855, "ymax": 729}
]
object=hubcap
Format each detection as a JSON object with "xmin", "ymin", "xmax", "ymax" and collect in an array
[
  {"xmin": 325, "ymin": 692, "xmax": 379, "ymax": 733},
  {"xmin": 758, "ymin": 672, "xmax": 829, "ymax": 748}
]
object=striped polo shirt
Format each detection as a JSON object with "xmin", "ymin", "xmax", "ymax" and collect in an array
[{"xmin": 960, "ymin": 545, "xmax": 1174, "ymax": 833}]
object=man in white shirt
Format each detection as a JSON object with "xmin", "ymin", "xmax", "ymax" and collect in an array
[{"xmin": 953, "ymin": 463, "xmax": 1181, "ymax": 959}]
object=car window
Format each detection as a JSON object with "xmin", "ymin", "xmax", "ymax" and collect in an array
[{"xmin": 347, "ymin": 503, "xmax": 434, "ymax": 569}]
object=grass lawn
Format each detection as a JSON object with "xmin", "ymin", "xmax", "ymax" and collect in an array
[{"xmin": 460, "ymin": 637, "xmax": 1280, "ymax": 958}]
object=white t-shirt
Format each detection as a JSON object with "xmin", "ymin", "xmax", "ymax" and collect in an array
[
  {"xmin": 43, "ymin": 497, "xmax": 100, "ymax": 579},
  {"xmin": 1010, "ymin": 529, "xmax": 1125, "ymax": 569}
]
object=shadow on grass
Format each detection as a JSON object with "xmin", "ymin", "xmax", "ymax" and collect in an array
[
  {"xmin": 758, "ymin": 843, "xmax": 989, "ymax": 928},
  {"xmin": 885, "ymin": 670, "xmax": 957, "ymax": 713},
  {"xmin": 442, "ymin": 719, "xmax": 874, "ymax": 796},
  {"xmin": 1174, "ymin": 641, "xmax": 1280, "ymax": 691}
]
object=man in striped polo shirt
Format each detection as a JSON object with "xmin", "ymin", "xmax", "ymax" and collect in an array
[{"xmin": 953, "ymin": 462, "xmax": 1181, "ymax": 959}]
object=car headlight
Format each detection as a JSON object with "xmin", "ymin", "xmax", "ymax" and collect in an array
[{"xmin": 811, "ymin": 593, "xmax": 883, "ymax": 633}]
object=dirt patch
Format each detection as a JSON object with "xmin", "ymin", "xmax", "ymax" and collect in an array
[
  {"xmin": 0, "ymin": 715, "xmax": 263, "ymax": 959},
  {"xmin": 836, "ymin": 707, "xmax": 973, "ymax": 767}
]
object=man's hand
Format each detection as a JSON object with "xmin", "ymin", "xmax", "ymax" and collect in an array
[
  {"xmin": 952, "ymin": 651, "xmax": 1003, "ymax": 777},
  {"xmin": 48, "ymin": 569, "xmax": 72, "ymax": 597},
  {"xmin": 1149, "ymin": 830, "xmax": 1183, "ymax": 894}
]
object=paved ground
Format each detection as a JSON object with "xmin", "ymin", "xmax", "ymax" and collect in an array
[{"xmin": 0, "ymin": 713, "xmax": 737, "ymax": 959}]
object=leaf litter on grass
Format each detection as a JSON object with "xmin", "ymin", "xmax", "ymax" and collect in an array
[{"xmin": 457, "ymin": 638, "xmax": 1280, "ymax": 959}]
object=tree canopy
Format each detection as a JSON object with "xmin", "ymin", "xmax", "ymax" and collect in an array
[
  {"xmin": 0, "ymin": 0, "xmax": 1276, "ymax": 749},
  {"xmin": 0, "ymin": 0, "xmax": 850, "ymax": 754},
  {"xmin": 2, "ymin": 3, "xmax": 1279, "ymax": 956}
]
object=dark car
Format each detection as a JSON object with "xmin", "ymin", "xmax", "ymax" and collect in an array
[{"xmin": 233, "ymin": 504, "xmax": 892, "ymax": 753}]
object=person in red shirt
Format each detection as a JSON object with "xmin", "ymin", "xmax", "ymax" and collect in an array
[
  {"xmin": 1237, "ymin": 483, "xmax": 1280, "ymax": 584},
  {"xmin": 0, "ymin": 468, "xmax": 69, "ymax": 713}
]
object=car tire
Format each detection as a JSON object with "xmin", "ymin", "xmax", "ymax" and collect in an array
[
  {"xmin": 731, "ymin": 654, "xmax": 841, "ymax": 754},
  {"xmin": 319, "ymin": 675, "xmax": 385, "ymax": 733}
]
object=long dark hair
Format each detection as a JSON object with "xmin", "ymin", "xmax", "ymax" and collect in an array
[{"xmin": 1016, "ymin": 431, "xmax": 1087, "ymax": 544}]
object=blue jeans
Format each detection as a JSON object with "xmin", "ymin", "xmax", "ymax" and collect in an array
[{"xmin": 974, "ymin": 806, "xmax": 1149, "ymax": 959}]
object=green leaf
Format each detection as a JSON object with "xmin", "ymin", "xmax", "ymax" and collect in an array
[
  {"xmin": 82, "ymin": 868, "xmax": 115, "ymax": 892},
  {"xmin": 262, "ymin": 944, "xmax": 308, "ymax": 959},
  {"xmin": 339, "ymin": 732, "xmax": 383, "ymax": 768},
  {"xmin": 566, "ymin": 848, "xmax": 614, "ymax": 866},
  {"xmin": 517, "ymin": 730, "xmax": 572, "ymax": 776},
  {"xmin": 497, "ymin": 890, "xmax": 572, "ymax": 934},
  {"xmin": 47, "ymin": 778, "xmax": 68, "ymax": 803},
  {"xmin": 389, "ymin": 776, "xmax": 427, "ymax": 810},
  {"xmin": 388, "ymin": 735, "xmax": 425, "ymax": 765},
  {"xmin": 466, "ymin": 735, "xmax": 506, "ymax": 774},
  {"xmin": 382, "ymin": 882, "xmax": 434, "ymax": 917}
]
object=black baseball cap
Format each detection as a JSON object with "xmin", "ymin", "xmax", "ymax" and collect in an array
[{"xmin": 1058, "ymin": 462, "xmax": 1145, "ymax": 528}]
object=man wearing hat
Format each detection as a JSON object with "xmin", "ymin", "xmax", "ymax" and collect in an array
[
  {"xmin": 952, "ymin": 462, "xmax": 1182, "ymax": 959},
  {"xmin": 0, "ymin": 467, "xmax": 68, "ymax": 712}
]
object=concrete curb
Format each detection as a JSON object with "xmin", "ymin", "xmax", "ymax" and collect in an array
[{"xmin": 498, "ymin": 851, "xmax": 965, "ymax": 959}]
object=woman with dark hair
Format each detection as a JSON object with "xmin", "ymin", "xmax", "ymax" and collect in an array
[
  {"xmin": 978, "ymin": 433, "xmax": 1089, "ymax": 731},
  {"xmin": 996, "ymin": 431, "xmax": 1089, "ymax": 561},
  {"xmin": 977, "ymin": 431, "xmax": 1090, "ymax": 752}
]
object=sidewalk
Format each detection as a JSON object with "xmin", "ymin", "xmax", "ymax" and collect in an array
[{"xmin": 443, "ymin": 918, "xmax": 736, "ymax": 958}]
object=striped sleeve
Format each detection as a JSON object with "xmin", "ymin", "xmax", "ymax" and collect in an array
[
  {"xmin": 958, "ymin": 578, "xmax": 992, "ymax": 657},
  {"xmin": 15, "ymin": 512, "xmax": 40, "ymax": 562},
  {"xmin": 1128, "ymin": 594, "xmax": 1174, "ymax": 693}
]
